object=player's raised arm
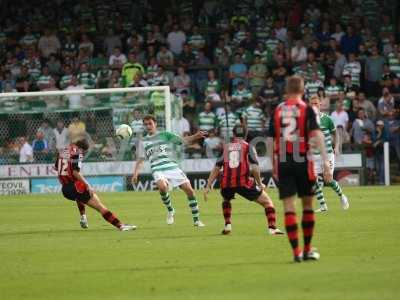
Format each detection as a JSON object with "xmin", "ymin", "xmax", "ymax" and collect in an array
[{"xmin": 182, "ymin": 131, "xmax": 207, "ymax": 145}]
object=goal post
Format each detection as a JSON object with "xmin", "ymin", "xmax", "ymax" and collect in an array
[{"xmin": 0, "ymin": 86, "xmax": 178, "ymax": 164}]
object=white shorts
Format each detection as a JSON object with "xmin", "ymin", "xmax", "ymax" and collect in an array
[
  {"xmin": 152, "ymin": 168, "xmax": 190, "ymax": 189},
  {"xmin": 313, "ymin": 153, "xmax": 335, "ymax": 176}
]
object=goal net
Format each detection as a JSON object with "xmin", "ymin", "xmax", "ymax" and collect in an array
[{"xmin": 0, "ymin": 86, "xmax": 180, "ymax": 164}]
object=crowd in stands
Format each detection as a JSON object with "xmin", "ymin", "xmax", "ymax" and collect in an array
[{"xmin": 0, "ymin": 0, "xmax": 399, "ymax": 183}]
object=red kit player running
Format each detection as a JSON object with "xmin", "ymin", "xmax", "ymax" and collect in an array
[
  {"xmin": 269, "ymin": 76, "xmax": 331, "ymax": 262},
  {"xmin": 56, "ymin": 139, "xmax": 136, "ymax": 231},
  {"xmin": 204, "ymin": 125, "xmax": 283, "ymax": 235}
]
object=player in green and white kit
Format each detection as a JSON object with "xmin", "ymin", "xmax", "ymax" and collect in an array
[
  {"xmin": 310, "ymin": 95, "xmax": 349, "ymax": 212},
  {"xmin": 132, "ymin": 115, "xmax": 206, "ymax": 226}
]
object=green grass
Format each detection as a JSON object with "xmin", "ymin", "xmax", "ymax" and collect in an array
[{"xmin": 0, "ymin": 186, "xmax": 400, "ymax": 300}]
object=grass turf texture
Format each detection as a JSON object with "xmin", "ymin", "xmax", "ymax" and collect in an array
[{"xmin": 0, "ymin": 186, "xmax": 399, "ymax": 300}]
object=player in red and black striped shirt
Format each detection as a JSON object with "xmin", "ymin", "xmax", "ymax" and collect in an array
[
  {"xmin": 269, "ymin": 76, "xmax": 332, "ymax": 262},
  {"xmin": 204, "ymin": 125, "xmax": 283, "ymax": 235},
  {"xmin": 56, "ymin": 139, "xmax": 136, "ymax": 231}
]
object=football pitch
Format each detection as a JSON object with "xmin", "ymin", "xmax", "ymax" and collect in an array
[{"xmin": 0, "ymin": 186, "xmax": 399, "ymax": 300}]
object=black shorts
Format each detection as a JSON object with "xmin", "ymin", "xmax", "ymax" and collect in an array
[
  {"xmin": 220, "ymin": 184, "xmax": 262, "ymax": 201},
  {"xmin": 62, "ymin": 182, "xmax": 91, "ymax": 203},
  {"xmin": 277, "ymin": 156, "xmax": 316, "ymax": 200}
]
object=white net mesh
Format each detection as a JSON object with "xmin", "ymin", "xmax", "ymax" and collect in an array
[{"xmin": 0, "ymin": 86, "xmax": 180, "ymax": 164}]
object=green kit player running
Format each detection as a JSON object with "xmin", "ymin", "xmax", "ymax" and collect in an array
[
  {"xmin": 132, "ymin": 115, "xmax": 206, "ymax": 226},
  {"xmin": 310, "ymin": 95, "xmax": 349, "ymax": 212}
]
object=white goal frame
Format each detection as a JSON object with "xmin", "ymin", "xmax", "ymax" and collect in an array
[{"xmin": 0, "ymin": 85, "xmax": 173, "ymax": 131}]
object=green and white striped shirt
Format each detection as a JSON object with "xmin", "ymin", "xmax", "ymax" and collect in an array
[
  {"xmin": 387, "ymin": 52, "xmax": 400, "ymax": 78},
  {"xmin": 314, "ymin": 113, "xmax": 335, "ymax": 155},
  {"xmin": 243, "ymin": 105, "xmax": 264, "ymax": 131},
  {"xmin": 198, "ymin": 111, "xmax": 216, "ymax": 131},
  {"xmin": 142, "ymin": 131, "xmax": 182, "ymax": 173},
  {"xmin": 325, "ymin": 84, "xmax": 343, "ymax": 98},
  {"xmin": 265, "ymin": 38, "xmax": 279, "ymax": 52},
  {"xmin": 60, "ymin": 74, "xmax": 73, "ymax": 89},
  {"xmin": 188, "ymin": 34, "xmax": 205, "ymax": 49},
  {"xmin": 37, "ymin": 75, "xmax": 52, "ymax": 89},
  {"xmin": 343, "ymin": 61, "xmax": 361, "ymax": 87},
  {"xmin": 77, "ymin": 72, "xmax": 97, "ymax": 89},
  {"xmin": 305, "ymin": 80, "xmax": 324, "ymax": 98},
  {"xmin": 218, "ymin": 112, "xmax": 239, "ymax": 136},
  {"xmin": 232, "ymin": 88, "xmax": 253, "ymax": 103}
]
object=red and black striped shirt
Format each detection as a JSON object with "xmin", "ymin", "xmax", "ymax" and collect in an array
[
  {"xmin": 216, "ymin": 138, "xmax": 259, "ymax": 189},
  {"xmin": 55, "ymin": 144, "xmax": 83, "ymax": 186}
]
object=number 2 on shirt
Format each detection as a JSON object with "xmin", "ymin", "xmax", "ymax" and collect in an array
[{"xmin": 282, "ymin": 116, "xmax": 298, "ymax": 142}]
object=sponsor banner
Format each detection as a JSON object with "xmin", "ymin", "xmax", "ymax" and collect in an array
[
  {"xmin": 31, "ymin": 176, "xmax": 125, "ymax": 194},
  {"xmin": 0, "ymin": 179, "xmax": 30, "ymax": 195},
  {"xmin": 0, "ymin": 154, "xmax": 362, "ymax": 179},
  {"xmin": 127, "ymin": 173, "xmax": 279, "ymax": 192}
]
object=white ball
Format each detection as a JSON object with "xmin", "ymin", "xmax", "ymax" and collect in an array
[{"xmin": 116, "ymin": 124, "xmax": 133, "ymax": 139}]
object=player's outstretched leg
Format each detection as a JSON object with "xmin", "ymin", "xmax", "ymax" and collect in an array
[
  {"xmin": 283, "ymin": 197, "xmax": 302, "ymax": 262},
  {"xmin": 328, "ymin": 180, "xmax": 349, "ymax": 210},
  {"xmin": 180, "ymin": 182, "xmax": 204, "ymax": 227},
  {"xmin": 301, "ymin": 196, "xmax": 319, "ymax": 261},
  {"xmin": 85, "ymin": 193, "xmax": 136, "ymax": 231},
  {"xmin": 255, "ymin": 192, "xmax": 284, "ymax": 235},
  {"xmin": 221, "ymin": 200, "xmax": 232, "ymax": 234},
  {"xmin": 314, "ymin": 175, "xmax": 328, "ymax": 212},
  {"xmin": 76, "ymin": 201, "xmax": 88, "ymax": 229},
  {"xmin": 156, "ymin": 180, "xmax": 175, "ymax": 225}
]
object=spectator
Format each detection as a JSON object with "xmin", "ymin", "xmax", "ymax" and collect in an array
[
  {"xmin": 305, "ymin": 72, "xmax": 324, "ymax": 99},
  {"xmin": 32, "ymin": 131, "xmax": 49, "ymax": 161},
  {"xmin": 179, "ymin": 43, "xmax": 195, "ymax": 68},
  {"xmin": 387, "ymin": 113, "xmax": 400, "ymax": 172},
  {"xmin": 173, "ymin": 66, "xmax": 191, "ymax": 95},
  {"xmin": 187, "ymin": 25, "xmax": 205, "ymax": 57},
  {"xmin": 291, "ymin": 40, "xmax": 307, "ymax": 64},
  {"xmin": 204, "ymin": 128, "xmax": 222, "ymax": 157},
  {"xmin": 231, "ymin": 81, "xmax": 252, "ymax": 109},
  {"xmin": 37, "ymin": 66, "xmax": 53, "ymax": 90},
  {"xmin": 121, "ymin": 52, "xmax": 144, "ymax": 87},
  {"xmin": 167, "ymin": 23, "xmax": 186, "ymax": 56},
  {"xmin": 18, "ymin": 137, "xmax": 33, "ymax": 163},
  {"xmin": 242, "ymin": 100, "xmax": 265, "ymax": 141},
  {"xmin": 109, "ymin": 47, "xmax": 127, "ymax": 70},
  {"xmin": 334, "ymin": 49, "xmax": 347, "ymax": 79},
  {"xmin": 156, "ymin": 44, "xmax": 174, "ymax": 67},
  {"xmin": 130, "ymin": 109, "xmax": 144, "ymax": 138},
  {"xmin": 357, "ymin": 92, "xmax": 377, "ymax": 120},
  {"xmin": 46, "ymin": 54, "xmax": 62, "ymax": 78},
  {"xmin": 77, "ymin": 63, "xmax": 97, "ymax": 89},
  {"xmin": 378, "ymin": 88, "xmax": 396, "ymax": 121},
  {"xmin": 171, "ymin": 114, "xmax": 190, "ymax": 136},
  {"xmin": 217, "ymin": 105, "xmax": 239, "ymax": 137},
  {"xmin": 20, "ymin": 26, "xmax": 37, "ymax": 49},
  {"xmin": 325, "ymin": 77, "xmax": 343, "ymax": 102},
  {"xmin": 198, "ymin": 101, "xmax": 216, "ymax": 132},
  {"xmin": 65, "ymin": 76, "xmax": 85, "ymax": 109},
  {"xmin": 54, "ymin": 120, "xmax": 69, "ymax": 152},
  {"xmin": 38, "ymin": 29, "xmax": 61, "ymax": 59},
  {"xmin": 62, "ymin": 33, "xmax": 78, "ymax": 59},
  {"xmin": 340, "ymin": 25, "xmax": 361, "ymax": 56},
  {"xmin": 37, "ymin": 119, "xmax": 56, "ymax": 150},
  {"xmin": 362, "ymin": 132, "xmax": 375, "ymax": 184},
  {"xmin": 343, "ymin": 53, "xmax": 361, "ymax": 87},
  {"xmin": 351, "ymin": 109, "xmax": 375, "ymax": 146},
  {"xmin": 103, "ymin": 28, "xmax": 122, "ymax": 57},
  {"xmin": 365, "ymin": 46, "xmax": 386, "ymax": 97},
  {"xmin": 331, "ymin": 101, "xmax": 349, "ymax": 130},
  {"xmin": 15, "ymin": 66, "xmax": 33, "ymax": 92},
  {"xmin": 59, "ymin": 65, "xmax": 74, "ymax": 90},
  {"xmin": 248, "ymin": 55, "xmax": 267, "ymax": 94},
  {"xmin": 258, "ymin": 76, "xmax": 279, "ymax": 109},
  {"xmin": 229, "ymin": 53, "xmax": 247, "ymax": 88},
  {"xmin": 180, "ymin": 90, "xmax": 196, "ymax": 122},
  {"xmin": 78, "ymin": 34, "xmax": 94, "ymax": 60}
]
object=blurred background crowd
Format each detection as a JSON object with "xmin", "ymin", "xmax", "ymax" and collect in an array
[{"xmin": 0, "ymin": 0, "xmax": 399, "ymax": 184}]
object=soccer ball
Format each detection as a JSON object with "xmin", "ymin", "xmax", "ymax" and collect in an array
[{"xmin": 116, "ymin": 124, "xmax": 133, "ymax": 139}]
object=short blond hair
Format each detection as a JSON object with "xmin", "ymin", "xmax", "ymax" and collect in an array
[{"xmin": 285, "ymin": 76, "xmax": 304, "ymax": 95}]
